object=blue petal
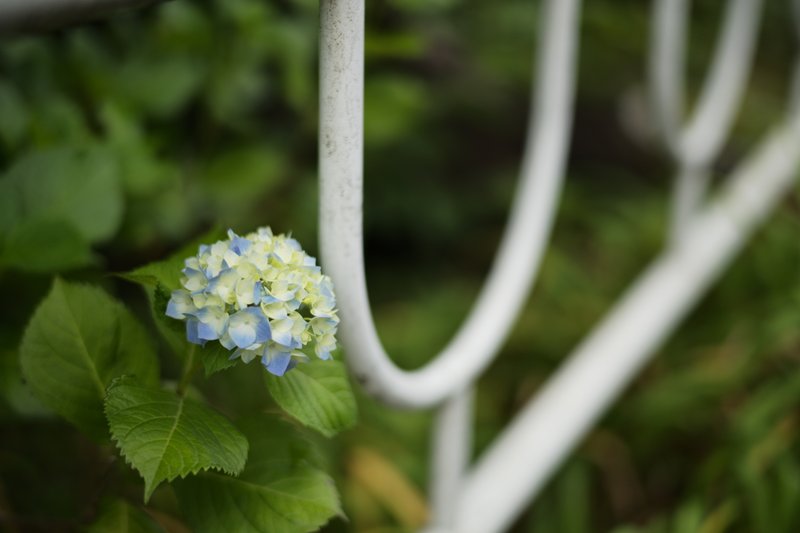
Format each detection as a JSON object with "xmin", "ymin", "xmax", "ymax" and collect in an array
[
  {"xmin": 271, "ymin": 328, "xmax": 293, "ymax": 347},
  {"xmin": 244, "ymin": 307, "xmax": 271, "ymax": 343},
  {"xmin": 186, "ymin": 319, "xmax": 203, "ymax": 345},
  {"xmin": 228, "ymin": 324, "xmax": 255, "ymax": 349},
  {"xmin": 227, "ymin": 230, "xmax": 252, "ymax": 255},
  {"xmin": 261, "ymin": 293, "xmax": 279, "ymax": 304},
  {"xmin": 231, "ymin": 348, "xmax": 255, "ymax": 362},
  {"xmin": 227, "ymin": 308, "xmax": 267, "ymax": 349},
  {"xmin": 263, "ymin": 352, "xmax": 292, "ymax": 376},
  {"xmin": 220, "ymin": 333, "xmax": 236, "ymax": 350},
  {"xmin": 232, "ymin": 237, "xmax": 251, "ymax": 254},
  {"xmin": 197, "ymin": 321, "xmax": 221, "ymax": 341},
  {"xmin": 165, "ymin": 299, "xmax": 182, "ymax": 319},
  {"xmin": 182, "ymin": 266, "xmax": 203, "ymax": 277},
  {"xmin": 255, "ymin": 322, "xmax": 272, "ymax": 344},
  {"xmin": 181, "ymin": 267, "xmax": 207, "ymax": 291}
]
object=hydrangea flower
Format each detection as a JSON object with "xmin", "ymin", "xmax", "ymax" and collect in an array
[{"xmin": 166, "ymin": 227, "xmax": 339, "ymax": 376}]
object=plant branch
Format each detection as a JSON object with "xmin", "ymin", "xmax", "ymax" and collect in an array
[{"xmin": 176, "ymin": 344, "xmax": 199, "ymax": 397}]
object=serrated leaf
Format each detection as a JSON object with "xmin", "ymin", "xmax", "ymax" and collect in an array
[
  {"xmin": 265, "ymin": 360, "xmax": 357, "ymax": 437},
  {"xmin": 201, "ymin": 343, "xmax": 238, "ymax": 377},
  {"xmin": 19, "ymin": 279, "xmax": 159, "ymax": 438},
  {"xmin": 148, "ymin": 282, "xmax": 192, "ymax": 357},
  {"xmin": 174, "ymin": 416, "xmax": 341, "ymax": 533},
  {"xmin": 121, "ymin": 260, "xmax": 182, "ymax": 293},
  {"xmin": 105, "ymin": 376, "xmax": 249, "ymax": 502},
  {"xmin": 87, "ymin": 499, "xmax": 165, "ymax": 533},
  {"xmin": 120, "ymin": 228, "xmax": 226, "ymax": 361},
  {"xmin": 121, "ymin": 227, "xmax": 226, "ymax": 292},
  {"xmin": 141, "ymin": 281, "xmax": 237, "ymax": 376},
  {"xmin": 130, "ymin": 280, "xmax": 234, "ymax": 374}
]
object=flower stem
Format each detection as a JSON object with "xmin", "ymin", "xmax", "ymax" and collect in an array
[{"xmin": 176, "ymin": 344, "xmax": 199, "ymax": 397}]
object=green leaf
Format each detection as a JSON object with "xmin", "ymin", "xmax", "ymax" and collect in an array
[
  {"xmin": 201, "ymin": 343, "xmax": 238, "ymax": 377},
  {"xmin": 29, "ymin": 93, "xmax": 91, "ymax": 144},
  {"xmin": 0, "ymin": 217, "xmax": 93, "ymax": 272},
  {"xmin": 0, "ymin": 166, "xmax": 95, "ymax": 273},
  {"xmin": 150, "ymin": 282, "xmax": 192, "ymax": 356},
  {"xmin": 19, "ymin": 279, "xmax": 159, "ymax": 438},
  {"xmin": 265, "ymin": 359, "xmax": 357, "ymax": 438},
  {"xmin": 142, "ymin": 290, "xmax": 235, "ymax": 376},
  {"xmin": 200, "ymin": 145, "xmax": 284, "ymax": 216},
  {"xmin": 0, "ymin": 348, "xmax": 51, "ymax": 417},
  {"xmin": 121, "ymin": 227, "xmax": 227, "ymax": 292},
  {"xmin": 0, "ymin": 145, "xmax": 123, "ymax": 243},
  {"xmin": 120, "ymin": 228, "xmax": 226, "ymax": 359},
  {"xmin": 0, "ymin": 177, "xmax": 21, "ymax": 235},
  {"xmin": 87, "ymin": 499, "xmax": 165, "ymax": 533},
  {"xmin": 0, "ymin": 80, "xmax": 29, "ymax": 148},
  {"xmin": 116, "ymin": 55, "xmax": 204, "ymax": 118},
  {"xmin": 174, "ymin": 416, "xmax": 341, "ymax": 533},
  {"xmin": 101, "ymin": 104, "xmax": 175, "ymax": 197},
  {"xmin": 105, "ymin": 376, "xmax": 249, "ymax": 502}
]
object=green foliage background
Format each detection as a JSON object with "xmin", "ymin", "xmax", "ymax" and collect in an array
[{"xmin": 1, "ymin": 0, "xmax": 800, "ymax": 531}]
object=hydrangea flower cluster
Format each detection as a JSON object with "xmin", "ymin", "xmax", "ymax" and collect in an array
[{"xmin": 166, "ymin": 227, "xmax": 338, "ymax": 376}]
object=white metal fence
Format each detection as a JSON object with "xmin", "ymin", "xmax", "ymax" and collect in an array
[
  {"xmin": 319, "ymin": 1, "xmax": 800, "ymax": 532},
  {"xmin": 4, "ymin": 1, "xmax": 800, "ymax": 531}
]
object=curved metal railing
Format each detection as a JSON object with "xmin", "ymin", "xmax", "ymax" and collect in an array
[
  {"xmin": 650, "ymin": 0, "xmax": 764, "ymax": 240},
  {"xmin": 318, "ymin": 0, "xmax": 581, "ymax": 410},
  {"xmin": 317, "ymin": 1, "xmax": 800, "ymax": 532}
]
